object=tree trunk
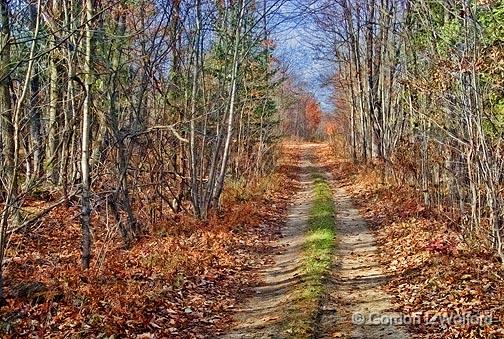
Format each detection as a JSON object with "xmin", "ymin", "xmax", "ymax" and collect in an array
[
  {"xmin": 212, "ymin": 0, "xmax": 246, "ymax": 207},
  {"xmin": 80, "ymin": 0, "xmax": 93, "ymax": 269},
  {"xmin": 0, "ymin": 0, "xmax": 13, "ymax": 183}
]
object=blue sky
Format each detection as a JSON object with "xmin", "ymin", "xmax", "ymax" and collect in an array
[{"xmin": 268, "ymin": 0, "xmax": 334, "ymax": 113}]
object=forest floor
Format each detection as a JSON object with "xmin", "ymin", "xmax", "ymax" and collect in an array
[
  {"xmin": 2, "ymin": 142, "xmax": 504, "ymax": 338},
  {"xmin": 222, "ymin": 142, "xmax": 504, "ymax": 339},
  {"xmin": 319, "ymin": 144, "xmax": 504, "ymax": 339},
  {"xmin": 0, "ymin": 144, "xmax": 301, "ymax": 338}
]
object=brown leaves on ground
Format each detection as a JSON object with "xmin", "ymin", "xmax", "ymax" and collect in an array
[
  {"xmin": 320, "ymin": 144, "xmax": 504, "ymax": 339},
  {"xmin": 0, "ymin": 142, "xmax": 301, "ymax": 338}
]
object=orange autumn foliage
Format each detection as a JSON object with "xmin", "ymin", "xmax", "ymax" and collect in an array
[
  {"xmin": 0, "ymin": 144, "xmax": 302, "ymax": 338},
  {"xmin": 304, "ymin": 97, "xmax": 322, "ymax": 135}
]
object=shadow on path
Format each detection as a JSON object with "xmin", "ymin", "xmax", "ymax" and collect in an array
[
  {"xmin": 315, "ymin": 177, "xmax": 409, "ymax": 339},
  {"xmin": 221, "ymin": 144, "xmax": 320, "ymax": 339}
]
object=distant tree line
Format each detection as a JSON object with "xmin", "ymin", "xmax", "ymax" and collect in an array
[{"xmin": 277, "ymin": 75, "xmax": 323, "ymax": 140}]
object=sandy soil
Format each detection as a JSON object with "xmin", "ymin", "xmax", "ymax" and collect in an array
[
  {"xmin": 222, "ymin": 144, "xmax": 409, "ymax": 339},
  {"xmin": 221, "ymin": 145, "xmax": 315, "ymax": 339},
  {"xmin": 315, "ymin": 181, "xmax": 409, "ymax": 338}
]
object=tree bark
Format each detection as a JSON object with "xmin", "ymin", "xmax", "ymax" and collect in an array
[{"xmin": 80, "ymin": 0, "xmax": 93, "ymax": 269}]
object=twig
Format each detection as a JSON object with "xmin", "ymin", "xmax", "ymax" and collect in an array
[{"xmin": 8, "ymin": 192, "xmax": 77, "ymax": 235}]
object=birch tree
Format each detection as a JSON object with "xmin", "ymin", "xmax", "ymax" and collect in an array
[{"xmin": 80, "ymin": 0, "xmax": 93, "ymax": 269}]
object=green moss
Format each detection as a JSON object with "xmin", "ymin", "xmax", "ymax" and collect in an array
[
  {"xmin": 284, "ymin": 174, "xmax": 336, "ymax": 337},
  {"xmin": 304, "ymin": 175, "xmax": 336, "ymax": 297}
]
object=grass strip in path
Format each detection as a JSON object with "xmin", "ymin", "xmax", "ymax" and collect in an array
[{"xmin": 285, "ymin": 174, "xmax": 336, "ymax": 337}]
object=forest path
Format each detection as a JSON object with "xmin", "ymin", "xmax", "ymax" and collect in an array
[
  {"xmin": 222, "ymin": 143, "xmax": 409, "ymax": 338},
  {"xmin": 314, "ymin": 175, "xmax": 409, "ymax": 338},
  {"xmin": 221, "ymin": 143, "xmax": 317, "ymax": 338}
]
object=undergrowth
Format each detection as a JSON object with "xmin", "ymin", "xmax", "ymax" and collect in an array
[
  {"xmin": 319, "ymin": 143, "xmax": 504, "ymax": 338},
  {"xmin": 0, "ymin": 150, "xmax": 298, "ymax": 337}
]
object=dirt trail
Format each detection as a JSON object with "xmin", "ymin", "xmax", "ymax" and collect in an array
[
  {"xmin": 221, "ymin": 144, "xmax": 316, "ymax": 339},
  {"xmin": 315, "ymin": 182, "xmax": 409, "ymax": 338},
  {"xmin": 222, "ymin": 143, "xmax": 409, "ymax": 338}
]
